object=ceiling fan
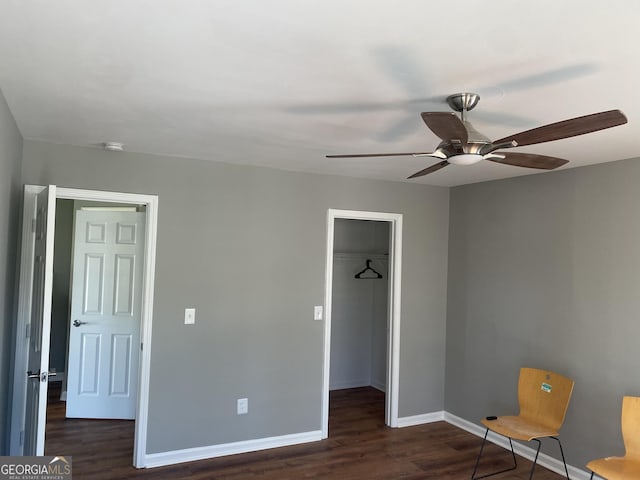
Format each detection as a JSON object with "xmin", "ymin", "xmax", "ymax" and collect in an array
[{"xmin": 326, "ymin": 93, "xmax": 628, "ymax": 179}]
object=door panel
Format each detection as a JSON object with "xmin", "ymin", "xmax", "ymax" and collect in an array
[
  {"xmin": 83, "ymin": 254, "xmax": 105, "ymax": 314},
  {"xmin": 114, "ymin": 255, "xmax": 135, "ymax": 314},
  {"xmin": 23, "ymin": 185, "xmax": 57, "ymax": 455},
  {"xmin": 66, "ymin": 211, "xmax": 145, "ymax": 419},
  {"xmin": 110, "ymin": 334, "xmax": 132, "ymax": 395},
  {"xmin": 79, "ymin": 333, "xmax": 101, "ymax": 395}
]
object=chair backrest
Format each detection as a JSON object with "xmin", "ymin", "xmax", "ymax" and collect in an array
[
  {"xmin": 622, "ymin": 396, "xmax": 640, "ymax": 459},
  {"xmin": 518, "ymin": 367, "xmax": 575, "ymax": 432}
]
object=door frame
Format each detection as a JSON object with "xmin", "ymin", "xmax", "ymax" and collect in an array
[
  {"xmin": 10, "ymin": 186, "xmax": 158, "ymax": 468},
  {"xmin": 321, "ymin": 209, "xmax": 403, "ymax": 437}
]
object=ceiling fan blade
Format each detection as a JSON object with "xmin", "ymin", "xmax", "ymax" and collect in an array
[
  {"xmin": 407, "ymin": 160, "xmax": 450, "ymax": 179},
  {"xmin": 326, "ymin": 152, "xmax": 436, "ymax": 158},
  {"xmin": 493, "ymin": 110, "xmax": 627, "ymax": 147},
  {"xmin": 421, "ymin": 112, "xmax": 468, "ymax": 143},
  {"xmin": 487, "ymin": 152, "xmax": 569, "ymax": 170}
]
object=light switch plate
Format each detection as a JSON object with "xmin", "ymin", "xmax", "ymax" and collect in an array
[
  {"xmin": 184, "ymin": 308, "xmax": 195, "ymax": 325},
  {"xmin": 237, "ymin": 398, "xmax": 248, "ymax": 415},
  {"xmin": 314, "ymin": 305, "xmax": 323, "ymax": 321}
]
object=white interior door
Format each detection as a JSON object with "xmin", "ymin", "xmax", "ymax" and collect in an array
[
  {"xmin": 24, "ymin": 185, "xmax": 57, "ymax": 455},
  {"xmin": 66, "ymin": 210, "xmax": 145, "ymax": 419}
]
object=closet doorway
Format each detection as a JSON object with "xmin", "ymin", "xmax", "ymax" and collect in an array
[
  {"xmin": 321, "ymin": 209, "xmax": 403, "ymax": 438},
  {"xmin": 330, "ymin": 220, "xmax": 389, "ymax": 392}
]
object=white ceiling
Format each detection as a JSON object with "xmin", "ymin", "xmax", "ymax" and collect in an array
[{"xmin": 0, "ymin": 0, "xmax": 638, "ymax": 187}]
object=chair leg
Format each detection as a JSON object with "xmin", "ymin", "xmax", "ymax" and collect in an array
[
  {"xmin": 526, "ymin": 437, "xmax": 571, "ymax": 480},
  {"xmin": 550, "ymin": 436, "xmax": 570, "ymax": 479},
  {"xmin": 471, "ymin": 432, "xmax": 570, "ymax": 480},
  {"xmin": 589, "ymin": 473, "xmax": 594, "ymax": 480},
  {"xmin": 471, "ymin": 429, "xmax": 518, "ymax": 480},
  {"xmin": 528, "ymin": 439, "xmax": 542, "ymax": 480},
  {"xmin": 471, "ymin": 429, "xmax": 489, "ymax": 480}
]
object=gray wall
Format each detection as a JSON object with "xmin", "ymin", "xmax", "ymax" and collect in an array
[
  {"xmin": 333, "ymin": 219, "xmax": 390, "ymax": 254},
  {"xmin": 21, "ymin": 140, "xmax": 450, "ymax": 454},
  {"xmin": 0, "ymin": 88, "xmax": 23, "ymax": 454},
  {"xmin": 446, "ymin": 158, "xmax": 640, "ymax": 467}
]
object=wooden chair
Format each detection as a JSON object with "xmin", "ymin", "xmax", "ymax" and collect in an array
[
  {"xmin": 471, "ymin": 367, "xmax": 575, "ymax": 480},
  {"xmin": 587, "ymin": 396, "xmax": 640, "ymax": 480}
]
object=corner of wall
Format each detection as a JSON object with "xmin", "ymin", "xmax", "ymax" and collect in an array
[{"xmin": 0, "ymin": 85, "xmax": 25, "ymax": 455}]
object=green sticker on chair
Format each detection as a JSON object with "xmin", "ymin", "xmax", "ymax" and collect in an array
[{"xmin": 541, "ymin": 382, "xmax": 552, "ymax": 393}]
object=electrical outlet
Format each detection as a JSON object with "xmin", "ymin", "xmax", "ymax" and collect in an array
[
  {"xmin": 237, "ymin": 398, "xmax": 248, "ymax": 415},
  {"xmin": 184, "ymin": 308, "xmax": 195, "ymax": 325},
  {"xmin": 314, "ymin": 305, "xmax": 323, "ymax": 321}
]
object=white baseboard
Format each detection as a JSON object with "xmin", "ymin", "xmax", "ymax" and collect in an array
[
  {"xmin": 143, "ymin": 430, "xmax": 322, "ymax": 468},
  {"xmin": 396, "ymin": 411, "xmax": 445, "ymax": 427},
  {"xmin": 329, "ymin": 380, "xmax": 370, "ymax": 390},
  {"xmin": 444, "ymin": 412, "xmax": 592, "ymax": 480},
  {"xmin": 142, "ymin": 410, "xmax": 591, "ymax": 478},
  {"xmin": 330, "ymin": 381, "xmax": 387, "ymax": 393}
]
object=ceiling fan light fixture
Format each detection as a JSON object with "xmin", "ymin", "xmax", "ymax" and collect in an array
[{"xmin": 448, "ymin": 153, "xmax": 483, "ymax": 166}]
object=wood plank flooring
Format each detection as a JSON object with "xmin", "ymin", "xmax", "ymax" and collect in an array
[{"xmin": 45, "ymin": 384, "xmax": 564, "ymax": 479}]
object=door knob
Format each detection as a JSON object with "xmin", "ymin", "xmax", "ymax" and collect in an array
[
  {"xmin": 73, "ymin": 319, "xmax": 87, "ymax": 327},
  {"xmin": 26, "ymin": 370, "xmax": 54, "ymax": 382}
]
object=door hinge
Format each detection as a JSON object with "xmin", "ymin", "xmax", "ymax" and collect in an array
[
  {"xmin": 140, "ymin": 342, "xmax": 143, "ymax": 351},
  {"xmin": 31, "ymin": 218, "xmax": 36, "ymax": 233},
  {"xmin": 20, "ymin": 430, "xmax": 24, "ymax": 446},
  {"xmin": 25, "ymin": 323, "xmax": 30, "ymax": 339}
]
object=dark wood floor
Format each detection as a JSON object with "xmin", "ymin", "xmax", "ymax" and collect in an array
[{"xmin": 45, "ymin": 384, "xmax": 564, "ymax": 479}]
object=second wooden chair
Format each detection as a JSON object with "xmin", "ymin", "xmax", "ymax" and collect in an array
[{"xmin": 586, "ymin": 395, "xmax": 640, "ymax": 480}]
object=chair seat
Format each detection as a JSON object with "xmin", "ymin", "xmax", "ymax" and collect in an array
[
  {"xmin": 481, "ymin": 415, "xmax": 559, "ymax": 442},
  {"xmin": 587, "ymin": 457, "xmax": 640, "ymax": 480}
]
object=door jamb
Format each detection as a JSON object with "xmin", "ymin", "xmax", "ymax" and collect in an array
[
  {"xmin": 10, "ymin": 186, "xmax": 158, "ymax": 468},
  {"xmin": 321, "ymin": 209, "xmax": 403, "ymax": 438}
]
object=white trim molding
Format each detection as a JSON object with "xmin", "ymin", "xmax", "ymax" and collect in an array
[
  {"xmin": 444, "ymin": 412, "xmax": 592, "ymax": 480},
  {"xmin": 56, "ymin": 188, "xmax": 158, "ymax": 468},
  {"xmin": 322, "ymin": 209, "xmax": 403, "ymax": 438},
  {"xmin": 144, "ymin": 430, "xmax": 323, "ymax": 468},
  {"xmin": 141, "ymin": 410, "xmax": 594, "ymax": 474},
  {"xmin": 10, "ymin": 186, "xmax": 158, "ymax": 469},
  {"xmin": 396, "ymin": 411, "xmax": 445, "ymax": 428}
]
